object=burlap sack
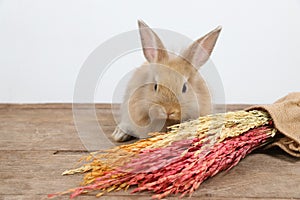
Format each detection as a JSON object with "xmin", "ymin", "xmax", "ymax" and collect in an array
[{"xmin": 246, "ymin": 92, "xmax": 300, "ymax": 157}]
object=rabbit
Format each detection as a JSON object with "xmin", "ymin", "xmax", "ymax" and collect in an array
[{"xmin": 112, "ymin": 20, "xmax": 221, "ymax": 142}]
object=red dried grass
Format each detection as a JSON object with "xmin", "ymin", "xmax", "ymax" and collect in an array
[{"xmin": 66, "ymin": 126, "xmax": 273, "ymax": 199}]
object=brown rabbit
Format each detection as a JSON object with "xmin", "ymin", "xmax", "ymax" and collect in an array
[{"xmin": 112, "ymin": 20, "xmax": 221, "ymax": 142}]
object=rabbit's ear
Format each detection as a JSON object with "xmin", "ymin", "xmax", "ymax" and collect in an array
[
  {"xmin": 138, "ymin": 20, "xmax": 169, "ymax": 63},
  {"xmin": 183, "ymin": 26, "xmax": 222, "ymax": 69}
]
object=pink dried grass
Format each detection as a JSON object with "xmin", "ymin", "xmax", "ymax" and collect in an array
[{"xmin": 66, "ymin": 126, "xmax": 273, "ymax": 199}]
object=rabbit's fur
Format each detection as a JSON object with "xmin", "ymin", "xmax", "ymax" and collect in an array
[{"xmin": 112, "ymin": 20, "xmax": 221, "ymax": 142}]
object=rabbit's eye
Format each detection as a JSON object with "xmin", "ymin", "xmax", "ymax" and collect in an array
[
  {"xmin": 182, "ymin": 83, "xmax": 187, "ymax": 93},
  {"xmin": 154, "ymin": 83, "xmax": 158, "ymax": 91}
]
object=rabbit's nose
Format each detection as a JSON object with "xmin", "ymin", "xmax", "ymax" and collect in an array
[
  {"xmin": 167, "ymin": 111, "xmax": 175, "ymax": 117},
  {"xmin": 149, "ymin": 105, "xmax": 168, "ymax": 119},
  {"xmin": 167, "ymin": 110, "xmax": 180, "ymax": 120}
]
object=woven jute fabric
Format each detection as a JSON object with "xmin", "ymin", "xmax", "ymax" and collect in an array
[{"xmin": 246, "ymin": 92, "xmax": 300, "ymax": 157}]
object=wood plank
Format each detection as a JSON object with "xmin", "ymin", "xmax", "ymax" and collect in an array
[
  {"xmin": 0, "ymin": 108, "xmax": 85, "ymax": 151},
  {"xmin": 0, "ymin": 104, "xmax": 299, "ymax": 200},
  {"xmin": 2, "ymin": 195, "xmax": 296, "ymax": 200},
  {"xmin": 0, "ymin": 104, "xmax": 250, "ymax": 151},
  {"xmin": 0, "ymin": 103, "xmax": 113, "ymax": 110},
  {"xmin": 0, "ymin": 103, "xmax": 253, "ymax": 111},
  {"xmin": 0, "ymin": 150, "xmax": 299, "ymax": 199}
]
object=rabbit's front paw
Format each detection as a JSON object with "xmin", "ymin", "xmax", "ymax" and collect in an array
[{"xmin": 112, "ymin": 126, "xmax": 134, "ymax": 142}]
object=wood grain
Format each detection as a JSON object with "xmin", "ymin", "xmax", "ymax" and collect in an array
[{"xmin": 0, "ymin": 104, "xmax": 299, "ymax": 200}]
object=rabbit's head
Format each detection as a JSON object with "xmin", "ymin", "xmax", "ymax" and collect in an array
[
  {"xmin": 113, "ymin": 21, "xmax": 222, "ymax": 142},
  {"xmin": 127, "ymin": 21, "xmax": 221, "ymax": 128}
]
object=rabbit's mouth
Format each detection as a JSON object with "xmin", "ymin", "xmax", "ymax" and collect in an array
[
  {"xmin": 149, "ymin": 103, "xmax": 181, "ymax": 119},
  {"xmin": 159, "ymin": 119, "xmax": 181, "ymax": 133},
  {"xmin": 165, "ymin": 118, "xmax": 180, "ymax": 126}
]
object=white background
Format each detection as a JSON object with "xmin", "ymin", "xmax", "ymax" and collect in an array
[{"xmin": 0, "ymin": 0, "xmax": 299, "ymax": 104}]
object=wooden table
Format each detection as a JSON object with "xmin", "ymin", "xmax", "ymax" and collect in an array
[{"xmin": 1, "ymin": 104, "xmax": 299, "ymax": 200}]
